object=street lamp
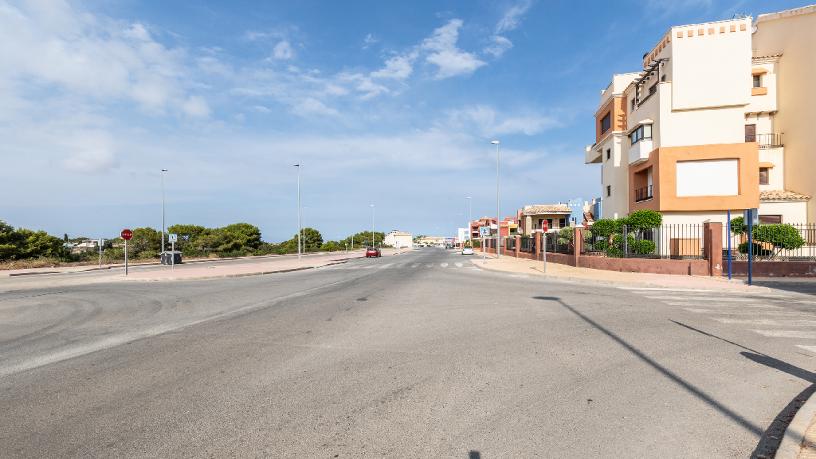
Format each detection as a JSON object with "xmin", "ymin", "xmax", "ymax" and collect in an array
[
  {"xmin": 490, "ymin": 140, "xmax": 500, "ymax": 258},
  {"xmin": 161, "ymin": 168, "xmax": 168, "ymax": 254},
  {"xmin": 294, "ymin": 164, "xmax": 302, "ymax": 260},
  {"xmin": 370, "ymin": 204, "xmax": 375, "ymax": 248},
  {"xmin": 466, "ymin": 196, "xmax": 472, "ymax": 246}
]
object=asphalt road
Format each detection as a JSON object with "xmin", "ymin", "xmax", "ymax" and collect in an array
[{"xmin": 1, "ymin": 248, "xmax": 814, "ymax": 457}]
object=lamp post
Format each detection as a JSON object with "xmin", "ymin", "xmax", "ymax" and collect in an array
[
  {"xmin": 161, "ymin": 169, "xmax": 168, "ymax": 254},
  {"xmin": 294, "ymin": 164, "xmax": 302, "ymax": 260},
  {"xmin": 466, "ymin": 196, "xmax": 472, "ymax": 248},
  {"xmin": 490, "ymin": 140, "xmax": 500, "ymax": 258},
  {"xmin": 370, "ymin": 204, "xmax": 375, "ymax": 248}
]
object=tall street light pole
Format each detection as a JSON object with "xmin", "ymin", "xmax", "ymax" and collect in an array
[
  {"xmin": 466, "ymin": 196, "xmax": 472, "ymax": 246},
  {"xmin": 490, "ymin": 140, "xmax": 500, "ymax": 258},
  {"xmin": 370, "ymin": 204, "xmax": 375, "ymax": 248},
  {"xmin": 294, "ymin": 164, "xmax": 302, "ymax": 260},
  {"xmin": 161, "ymin": 169, "xmax": 168, "ymax": 254}
]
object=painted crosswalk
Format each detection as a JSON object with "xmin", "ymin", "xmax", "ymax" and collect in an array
[{"xmin": 622, "ymin": 287, "xmax": 816, "ymax": 354}]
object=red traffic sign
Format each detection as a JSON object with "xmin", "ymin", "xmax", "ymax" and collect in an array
[
  {"xmin": 541, "ymin": 220, "xmax": 549, "ymax": 232},
  {"xmin": 121, "ymin": 229, "xmax": 133, "ymax": 241}
]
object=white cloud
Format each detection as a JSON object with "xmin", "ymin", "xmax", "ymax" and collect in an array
[
  {"xmin": 61, "ymin": 130, "xmax": 118, "ymax": 174},
  {"xmin": 0, "ymin": 1, "xmax": 203, "ymax": 115},
  {"xmin": 446, "ymin": 105, "xmax": 560, "ymax": 136},
  {"xmin": 362, "ymin": 33, "xmax": 378, "ymax": 49},
  {"xmin": 371, "ymin": 52, "xmax": 417, "ymax": 80},
  {"xmin": 495, "ymin": 0, "xmax": 533, "ymax": 34},
  {"xmin": 422, "ymin": 19, "xmax": 486, "ymax": 79},
  {"xmin": 291, "ymin": 97, "xmax": 339, "ymax": 117},
  {"xmin": 182, "ymin": 96, "xmax": 211, "ymax": 118},
  {"xmin": 272, "ymin": 40, "xmax": 294, "ymax": 60},
  {"xmin": 484, "ymin": 35, "xmax": 513, "ymax": 58}
]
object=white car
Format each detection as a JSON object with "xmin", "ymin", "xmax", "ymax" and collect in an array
[{"xmin": 462, "ymin": 247, "xmax": 474, "ymax": 255}]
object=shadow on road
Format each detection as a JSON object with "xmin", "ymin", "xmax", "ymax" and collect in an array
[
  {"xmin": 665, "ymin": 319, "xmax": 816, "ymax": 458},
  {"xmin": 751, "ymin": 279, "xmax": 816, "ymax": 297},
  {"xmin": 532, "ymin": 295, "xmax": 764, "ymax": 437}
]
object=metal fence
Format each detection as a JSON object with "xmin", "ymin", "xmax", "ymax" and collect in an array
[
  {"xmin": 726, "ymin": 223, "xmax": 816, "ymax": 261},
  {"xmin": 583, "ymin": 224, "xmax": 705, "ymax": 259},
  {"xmin": 520, "ymin": 236, "xmax": 534, "ymax": 253}
]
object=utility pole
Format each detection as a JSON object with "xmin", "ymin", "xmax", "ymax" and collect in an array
[
  {"xmin": 294, "ymin": 164, "xmax": 302, "ymax": 260},
  {"xmin": 370, "ymin": 204, "xmax": 375, "ymax": 248},
  {"xmin": 491, "ymin": 140, "xmax": 501, "ymax": 258},
  {"xmin": 161, "ymin": 169, "xmax": 168, "ymax": 254}
]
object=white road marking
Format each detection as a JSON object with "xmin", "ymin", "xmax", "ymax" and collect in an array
[
  {"xmin": 796, "ymin": 345, "xmax": 816, "ymax": 353},
  {"xmin": 455, "ymin": 262, "xmax": 463, "ymax": 268},
  {"xmin": 665, "ymin": 301, "xmax": 782, "ymax": 309},
  {"xmin": 379, "ymin": 263, "xmax": 393, "ymax": 269},
  {"xmin": 683, "ymin": 308, "xmax": 810, "ymax": 316},
  {"xmin": 618, "ymin": 287, "xmax": 718, "ymax": 293},
  {"xmin": 645, "ymin": 295, "xmax": 758, "ymax": 302},
  {"xmin": 426, "ymin": 264, "xmax": 434, "ymax": 268},
  {"xmin": 714, "ymin": 318, "xmax": 816, "ymax": 326},
  {"xmin": 411, "ymin": 264, "xmax": 420, "ymax": 268},
  {"xmin": 440, "ymin": 263, "xmax": 448, "ymax": 268},
  {"xmin": 751, "ymin": 329, "xmax": 816, "ymax": 339}
]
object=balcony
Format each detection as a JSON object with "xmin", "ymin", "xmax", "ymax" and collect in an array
[
  {"xmin": 756, "ymin": 133, "xmax": 783, "ymax": 149},
  {"xmin": 628, "ymin": 138, "xmax": 653, "ymax": 165},
  {"xmin": 635, "ymin": 185, "xmax": 654, "ymax": 203},
  {"xmin": 585, "ymin": 146, "xmax": 602, "ymax": 164}
]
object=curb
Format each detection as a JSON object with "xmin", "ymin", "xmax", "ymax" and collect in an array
[
  {"xmin": 777, "ymin": 390, "xmax": 816, "ymax": 459},
  {"xmin": 122, "ymin": 260, "xmax": 352, "ymax": 282}
]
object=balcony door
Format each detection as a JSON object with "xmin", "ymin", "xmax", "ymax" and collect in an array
[{"xmin": 745, "ymin": 124, "xmax": 756, "ymax": 143}]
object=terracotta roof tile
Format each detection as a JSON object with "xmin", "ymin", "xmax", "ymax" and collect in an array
[
  {"xmin": 521, "ymin": 204, "xmax": 572, "ymax": 215},
  {"xmin": 759, "ymin": 189, "xmax": 811, "ymax": 201}
]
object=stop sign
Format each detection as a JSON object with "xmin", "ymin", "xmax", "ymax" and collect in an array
[
  {"xmin": 121, "ymin": 229, "xmax": 133, "ymax": 240},
  {"xmin": 541, "ymin": 220, "xmax": 549, "ymax": 232}
]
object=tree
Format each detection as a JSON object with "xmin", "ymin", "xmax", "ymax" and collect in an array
[
  {"xmin": 300, "ymin": 227, "xmax": 323, "ymax": 252},
  {"xmin": 130, "ymin": 227, "xmax": 161, "ymax": 257}
]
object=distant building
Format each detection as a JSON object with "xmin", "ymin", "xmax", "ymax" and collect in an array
[
  {"xmin": 384, "ymin": 230, "xmax": 413, "ymax": 248},
  {"xmin": 518, "ymin": 204, "xmax": 572, "ymax": 235}
]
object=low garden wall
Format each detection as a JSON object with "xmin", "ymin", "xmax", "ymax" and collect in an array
[{"xmin": 729, "ymin": 261, "xmax": 816, "ymax": 277}]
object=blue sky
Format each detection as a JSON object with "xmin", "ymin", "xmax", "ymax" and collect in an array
[{"xmin": 0, "ymin": 0, "xmax": 807, "ymax": 241}]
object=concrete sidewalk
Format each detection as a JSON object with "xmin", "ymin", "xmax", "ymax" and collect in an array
[
  {"xmin": 472, "ymin": 254, "xmax": 770, "ymax": 292},
  {"xmin": 0, "ymin": 249, "xmax": 410, "ymax": 292}
]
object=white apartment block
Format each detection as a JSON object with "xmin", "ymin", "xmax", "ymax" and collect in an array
[{"xmin": 586, "ymin": 5, "xmax": 815, "ymax": 225}]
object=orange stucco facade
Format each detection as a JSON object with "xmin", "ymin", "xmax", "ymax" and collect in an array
[
  {"xmin": 594, "ymin": 95, "xmax": 627, "ymax": 144},
  {"xmin": 629, "ymin": 142, "xmax": 760, "ymax": 212}
]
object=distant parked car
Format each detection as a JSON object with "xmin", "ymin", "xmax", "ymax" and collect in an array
[
  {"xmin": 365, "ymin": 247, "xmax": 381, "ymax": 258},
  {"xmin": 462, "ymin": 247, "xmax": 474, "ymax": 255}
]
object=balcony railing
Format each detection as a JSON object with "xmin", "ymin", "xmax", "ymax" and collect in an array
[
  {"xmin": 635, "ymin": 185, "xmax": 653, "ymax": 202},
  {"xmin": 746, "ymin": 132, "xmax": 783, "ymax": 149}
]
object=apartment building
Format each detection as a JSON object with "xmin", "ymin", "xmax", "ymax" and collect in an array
[{"xmin": 585, "ymin": 6, "xmax": 814, "ymax": 225}]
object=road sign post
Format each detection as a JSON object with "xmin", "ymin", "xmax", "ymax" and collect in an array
[
  {"xmin": 541, "ymin": 221, "xmax": 549, "ymax": 273},
  {"xmin": 744, "ymin": 209, "xmax": 757, "ymax": 286},
  {"xmin": 98, "ymin": 238, "xmax": 104, "ymax": 269},
  {"xmin": 121, "ymin": 229, "xmax": 133, "ymax": 276},
  {"xmin": 168, "ymin": 233, "xmax": 178, "ymax": 271}
]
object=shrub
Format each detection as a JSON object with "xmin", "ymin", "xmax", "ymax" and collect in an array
[
  {"xmin": 631, "ymin": 239, "xmax": 656, "ymax": 255},
  {"xmin": 625, "ymin": 210, "xmax": 662, "ymax": 231},
  {"xmin": 730, "ymin": 216, "xmax": 746, "ymax": 234},
  {"xmin": 753, "ymin": 224, "xmax": 806, "ymax": 250},
  {"xmin": 590, "ymin": 219, "xmax": 620, "ymax": 238}
]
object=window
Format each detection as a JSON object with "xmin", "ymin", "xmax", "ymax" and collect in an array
[
  {"xmin": 745, "ymin": 124, "xmax": 756, "ymax": 142},
  {"xmin": 606, "ymin": 149, "xmax": 611, "ymax": 160},
  {"xmin": 606, "ymin": 185, "xmax": 611, "ymax": 197},
  {"xmin": 759, "ymin": 215, "xmax": 782, "ymax": 224},
  {"xmin": 546, "ymin": 218, "xmax": 554, "ymax": 229},
  {"xmin": 600, "ymin": 112, "xmax": 611, "ymax": 134},
  {"xmin": 753, "ymin": 74, "xmax": 762, "ymax": 88},
  {"xmin": 559, "ymin": 218, "xmax": 567, "ymax": 228},
  {"xmin": 630, "ymin": 97, "xmax": 636, "ymax": 111},
  {"xmin": 759, "ymin": 167, "xmax": 770, "ymax": 185},
  {"xmin": 629, "ymin": 124, "xmax": 653, "ymax": 145}
]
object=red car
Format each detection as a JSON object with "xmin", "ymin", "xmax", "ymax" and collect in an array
[{"xmin": 365, "ymin": 247, "xmax": 381, "ymax": 258}]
